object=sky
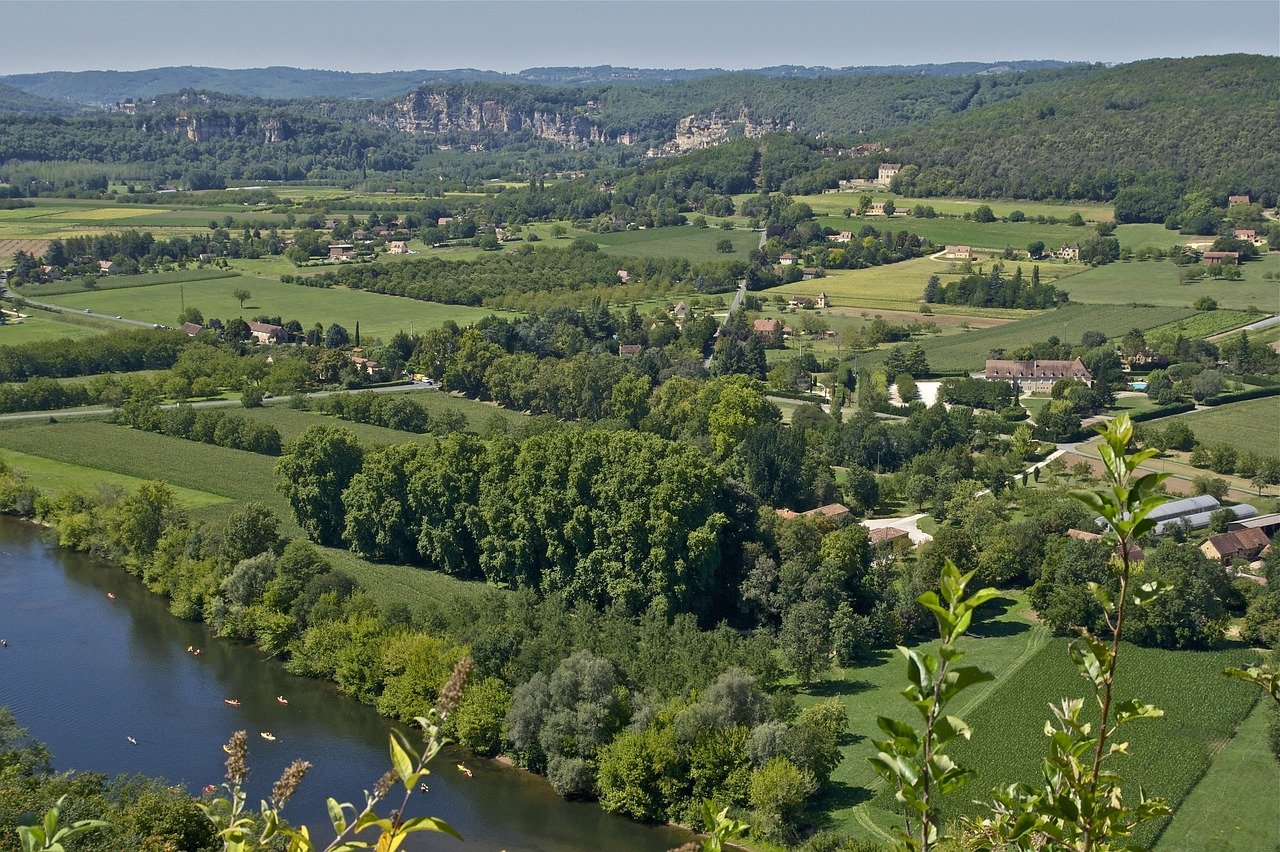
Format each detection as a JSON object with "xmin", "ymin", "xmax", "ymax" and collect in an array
[{"xmin": 0, "ymin": 0, "xmax": 1275, "ymax": 75}]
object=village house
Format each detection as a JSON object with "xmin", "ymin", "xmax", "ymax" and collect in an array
[
  {"xmin": 984, "ymin": 358, "xmax": 1093, "ymax": 393},
  {"xmin": 617, "ymin": 343, "xmax": 643, "ymax": 357},
  {"xmin": 181, "ymin": 322, "xmax": 204, "ymax": 337},
  {"xmin": 97, "ymin": 260, "xmax": 117, "ymax": 275},
  {"xmin": 753, "ymin": 317, "xmax": 782, "ymax": 338},
  {"xmin": 1228, "ymin": 194, "xmax": 1251, "ymax": 206},
  {"xmin": 39, "ymin": 265, "xmax": 61, "ymax": 280},
  {"xmin": 1058, "ymin": 243, "xmax": 1081, "ymax": 262},
  {"xmin": 801, "ymin": 267, "xmax": 818, "ymax": 280},
  {"xmin": 329, "ymin": 243, "xmax": 356, "ymax": 260},
  {"xmin": 942, "ymin": 245, "xmax": 973, "ymax": 260},
  {"xmin": 868, "ymin": 202, "xmax": 886, "ymax": 216},
  {"xmin": 828, "ymin": 231, "xmax": 854, "ymax": 243},
  {"xmin": 198, "ymin": 252, "xmax": 217, "ymax": 263},
  {"xmin": 349, "ymin": 347, "xmax": 381, "ymax": 376},
  {"xmin": 247, "ymin": 321, "xmax": 288, "ymax": 345},
  {"xmin": 669, "ymin": 301, "xmax": 688, "ymax": 320},
  {"xmin": 817, "ymin": 292, "xmax": 830, "ymax": 308},
  {"xmin": 437, "ymin": 217, "xmax": 454, "ymax": 227},
  {"xmin": 1200, "ymin": 528, "xmax": 1270, "ymax": 565},
  {"xmin": 802, "ymin": 503, "xmax": 852, "ymax": 524},
  {"xmin": 869, "ymin": 526, "xmax": 912, "ymax": 553},
  {"xmin": 876, "ymin": 163, "xmax": 902, "ymax": 186},
  {"xmin": 388, "ymin": 240, "xmax": 409, "ymax": 254},
  {"xmin": 779, "ymin": 253, "xmax": 798, "ymax": 266},
  {"xmin": 1202, "ymin": 251, "xmax": 1239, "ymax": 266},
  {"xmin": 617, "ymin": 269, "xmax": 631, "ymax": 283},
  {"xmin": 1233, "ymin": 229, "xmax": 1263, "ymax": 245}
]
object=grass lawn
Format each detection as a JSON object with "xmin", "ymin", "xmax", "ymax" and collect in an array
[
  {"xmin": 587, "ymin": 225, "xmax": 761, "ymax": 261},
  {"xmin": 0, "ymin": 312, "xmax": 111, "ymax": 344},
  {"xmin": 1055, "ymin": 252, "xmax": 1280, "ymax": 312},
  {"xmin": 1167, "ymin": 397, "xmax": 1280, "ymax": 457},
  {"xmin": 18, "ymin": 267, "xmax": 240, "ymax": 298},
  {"xmin": 860, "ymin": 303, "xmax": 1193, "ymax": 372},
  {"xmin": 41, "ymin": 276, "xmax": 511, "ymax": 341},
  {"xmin": 820, "ymin": 215, "xmax": 1088, "ymax": 253},
  {"xmin": 1154, "ymin": 700, "xmax": 1280, "ymax": 850}
]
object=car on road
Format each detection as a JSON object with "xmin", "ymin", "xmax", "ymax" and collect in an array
[
  {"xmin": 115, "ymin": 315, "xmax": 123, "ymax": 319},
  {"xmin": 83, "ymin": 309, "xmax": 91, "ymax": 313}
]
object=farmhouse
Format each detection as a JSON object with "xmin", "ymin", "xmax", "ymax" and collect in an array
[
  {"xmin": 437, "ymin": 217, "xmax": 454, "ymax": 227},
  {"xmin": 943, "ymin": 245, "xmax": 973, "ymax": 260},
  {"xmin": 247, "ymin": 321, "xmax": 288, "ymax": 345},
  {"xmin": 1058, "ymin": 243, "xmax": 1080, "ymax": 262},
  {"xmin": 1200, "ymin": 528, "xmax": 1270, "ymax": 565},
  {"xmin": 1233, "ymin": 229, "xmax": 1263, "ymax": 245},
  {"xmin": 753, "ymin": 318, "xmax": 782, "ymax": 337},
  {"xmin": 388, "ymin": 240, "xmax": 409, "ymax": 254},
  {"xmin": 181, "ymin": 322, "xmax": 204, "ymax": 337},
  {"xmin": 828, "ymin": 231, "xmax": 854, "ymax": 243},
  {"xmin": 869, "ymin": 526, "xmax": 910, "ymax": 547},
  {"xmin": 817, "ymin": 292, "xmax": 829, "ymax": 308},
  {"xmin": 984, "ymin": 358, "xmax": 1092, "ymax": 392},
  {"xmin": 97, "ymin": 260, "xmax": 117, "ymax": 274},
  {"xmin": 670, "ymin": 301, "xmax": 688, "ymax": 319},
  {"xmin": 876, "ymin": 163, "xmax": 902, "ymax": 185},
  {"xmin": 1202, "ymin": 251, "xmax": 1239, "ymax": 265},
  {"xmin": 617, "ymin": 269, "xmax": 631, "ymax": 282},
  {"xmin": 1228, "ymin": 194, "xmax": 1251, "ymax": 206},
  {"xmin": 803, "ymin": 503, "xmax": 852, "ymax": 524},
  {"xmin": 39, "ymin": 265, "xmax": 61, "ymax": 280},
  {"xmin": 618, "ymin": 343, "xmax": 642, "ymax": 357},
  {"xmin": 329, "ymin": 243, "xmax": 356, "ymax": 260},
  {"xmin": 868, "ymin": 202, "xmax": 886, "ymax": 216},
  {"xmin": 779, "ymin": 253, "xmax": 798, "ymax": 266}
]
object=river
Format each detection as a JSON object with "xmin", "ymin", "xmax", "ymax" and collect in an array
[{"xmin": 0, "ymin": 517, "xmax": 692, "ymax": 851}]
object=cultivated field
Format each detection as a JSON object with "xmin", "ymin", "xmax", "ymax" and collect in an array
[
  {"xmin": 587, "ymin": 225, "xmax": 762, "ymax": 261},
  {"xmin": 1142, "ymin": 309, "xmax": 1261, "ymax": 341},
  {"xmin": 771, "ymin": 257, "xmax": 1081, "ymax": 315},
  {"xmin": 780, "ymin": 191, "xmax": 1116, "ymax": 223},
  {"xmin": 41, "ymin": 275, "xmax": 510, "ymax": 341},
  {"xmin": 239, "ymin": 393, "xmax": 524, "ymax": 444},
  {"xmin": 851, "ymin": 303, "xmax": 1193, "ymax": 371},
  {"xmin": 820, "ymin": 215, "xmax": 1091, "ymax": 254},
  {"xmin": 0, "ymin": 446, "xmax": 231, "ymax": 509},
  {"xmin": 1168, "ymin": 397, "xmax": 1280, "ymax": 456},
  {"xmin": 1056, "ymin": 252, "xmax": 1280, "ymax": 311},
  {"xmin": 19, "ymin": 267, "xmax": 240, "ymax": 298}
]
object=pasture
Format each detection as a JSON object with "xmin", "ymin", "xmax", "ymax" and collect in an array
[
  {"xmin": 1169, "ymin": 397, "xmax": 1280, "ymax": 457},
  {"xmin": 42, "ymin": 275, "xmax": 511, "ymax": 341},
  {"xmin": 771, "ymin": 257, "xmax": 1080, "ymax": 315},
  {"xmin": 785, "ymin": 190, "xmax": 1115, "ymax": 223},
  {"xmin": 0, "ymin": 311, "xmax": 112, "ymax": 344},
  {"xmin": 0, "ymin": 446, "xmax": 231, "ymax": 509},
  {"xmin": 858, "ymin": 303, "xmax": 1193, "ymax": 371},
  {"xmin": 18, "ymin": 267, "xmax": 240, "ymax": 298},
  {"xmin": 1056, "ymin": 252, "xmax": 1280, "ymax": 311},
  {"xmin": 821, "ymin": 214, "xmax": 1089, "ymax": 253},
  {"xmin": 586, "ymin": 225, "xmax": 762, "ymax": 261}
]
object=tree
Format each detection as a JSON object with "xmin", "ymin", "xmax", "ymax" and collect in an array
[
  {"xmin": 241, "ymin": 385, "xmax": 265, "ymax": 408},
  {"xmin": 220, "ymin": 501, "xmax": 282, "ymax": 565},
  {"xmin": 325, "ymin": 323, "xmax": 351, "ymax": 349},
  {"xmin": 779, "ymin": 597, "xmax": 832, "ymax": 684},
  {"xmin": 232, "ymin": 288, "xmax": 251, "ymax": 310},
  {"xmin": 275, "ymin": 425, "xmax": 364, "ymax": 545},
  {"xmin": 973, "ymin": 205, "xmax": 996, "ymax": 223},
  {"xmin": 896, "ymin": 372, "xmax": 918, "ymax": 403},
  {"xmin": 749, "ymin": 757, "xmax": 816, "ymax": 841},
  {"xmin": 715, "ymin": 238, "xmax": 735, "ymax": 253}
]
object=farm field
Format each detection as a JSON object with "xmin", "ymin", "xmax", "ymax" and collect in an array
[
  {"xmin": 860, "ymin": 303, "xmax": 1193, "ymax": 371},
  {"xmin": 1155, "ymin": 701, "xmax": 1280, "ymax": 850},
  {"xmin": 41, "ymin": 275, "xmax": 511, "ymax": 341},
  {"xmin": 0, "ymin": 447, "xmax": 231, "ymax": 509},
  {"xmin": 587, "ymin": 225, "xmax": 761, "ymax": 261},
  {"xmin": 1055, "ymin": 252, "xmax": 1280, "ymax": 311},
  {"xmin": 18, "ymin": 267, "xmax": 240, "ymax": 298},
  {"xmin": 239, "ymin": 393, "xmax": 523, "ymax": 444},
  {"xmin": 0, "ymin": 311, "xmax": 113, "ymax": 344},
  {"xmin": 1167, "ymin": 397, "xmax": 1280, "ymax": 456},
  {"xmin": 770, "ymin": 257, "xmax": 1080, "ymax": 314},
  {"xmin": 0, "ymin": 417, "xmax": 497, "ymax": 614},
  {"xmin": 780, "ymin": 191, "xmax": 1115, "ymax": 222},
  {"xmin": 1142, "ymin": 309, "xmax": 1261, "ymax": 341},
  {"xmin": 822, "ymin": 214, "xmax": 1090, "ymax": 253}
]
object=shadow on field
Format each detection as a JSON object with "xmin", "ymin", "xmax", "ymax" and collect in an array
[
  {"xmin": 966, "ymin": 595, "xmax": 1032, "ymax": 639},
  {"xmin": 807, "ymin": 675, "xmax": 879, "ymax": 700},
  {"xmin": 808, "ymin": 780, "xmax": 874, "ymax": 820}
]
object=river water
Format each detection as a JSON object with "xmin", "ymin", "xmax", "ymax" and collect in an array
[{"xmin": 0, "ymin": 517, "xmax": 691, "ymax": 851}]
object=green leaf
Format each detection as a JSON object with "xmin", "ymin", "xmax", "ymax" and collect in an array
[
  {"xmin": 326, "ymin": 798, "xmax": 348, "ymax": 836},
  {"xmin": 389, "ymin": 732, "xmax": 415, "ymax": 791},
  {"xmin": 398, "ymin": 816, "xmax": 464, "ymax": 840}
]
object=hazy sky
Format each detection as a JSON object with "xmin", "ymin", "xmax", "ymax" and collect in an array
[{"xmin": 0, "ymin": 1, "xmax": 1275, "ymax": 75}]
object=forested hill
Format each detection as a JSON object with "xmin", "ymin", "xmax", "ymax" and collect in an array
[
  {"xmin": 882, "ymin": 54, "xmax": 1280, "ymax": 201},
  {"xmin": 1, "ymin": 60, "xmax": 1082, "ymax": 106},
  {"xmin": 0, "ymin": 81, "xmax": 84, "ymax": 115}
]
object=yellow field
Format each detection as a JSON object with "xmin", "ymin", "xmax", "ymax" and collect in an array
[{"xmin": 45, "ymin": 207, "xmax": 165, "ymax": 221}]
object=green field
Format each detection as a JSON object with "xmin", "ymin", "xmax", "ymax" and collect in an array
[
  {"xmin": 1143, "ymin": 309, "xmax": 1261, "ymax": 341},
  {"xmin": 0, "ymin": 312, "xmax": 112, "ymax": 344},
  {"xmin": 806, "ymin": 590, "xmax": 1270, "ymax": 847},
  {"xmin": 770, "ymin": 257, "xmax": 1081, "ymax": 315},
  {"xmin": 1169, "ymin": 397, "xmax": 1280, "ymax": 456},
  {"xmin": 860, "ymin": 303, "xmax": 1193, "ymax": 371},
  {"xmin": 0, "ymin": 418, "xmax": 496, "ymax": 614},
  {"xmin": 1155, "ymin": 700, "xmax": 1280, "ymax": 850},
  {"xmin": 778, "ymin": 191, "xmax": 1115, "ymax": 223},
  {"xmin": 240, "ymin": 393, "xmax": 523, "ymax": 444},
  {"xmin": 0, "ymin": 446, "xmax": 230, "ymax": 509},
  {"xmin": 822, "ymin": 215, "xmax": 1089, "ymax": 254},
  {"xmin": 1055, "ymin": 252, "xmax": 1280, "ymax": 311},
  {"xmin": 41, "ymin": 276, "xmax": 511, "ymax": 341},
  {"xmin": 587, "ymin": 225, "xmax": 762, "ymax": 261},
  {"xmin": 19, "ymin": 267, "xmax": 241, "ymax": 298}
]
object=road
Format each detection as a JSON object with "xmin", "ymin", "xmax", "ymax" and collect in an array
[
  {"xmin": 1, "ymin": 285, "xmax": 159, "ymax": 330},
  {"xmin": 1205, "ymin": 312, "xmax": 1280, "ymax": 342},
  {"xmin": 0, "ymin": 381, "xmax": 439, "ymax": 422}
]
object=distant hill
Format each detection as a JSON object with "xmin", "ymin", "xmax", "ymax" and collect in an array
[
  {"xmin": 882, "ymin": 54, "xmax": 1280, "ymax": 201},
  {"xmin": 0, "ymin": 81, "xmax": 83, "ymax": 115},
  {"xmin": 1, "ymin": 60, "xmax": 1083, "ymax": 105}
]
